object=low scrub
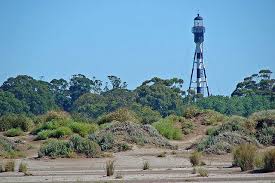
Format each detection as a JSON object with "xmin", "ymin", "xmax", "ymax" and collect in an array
[
  {"xmin": 182, "ymin": 105, "xmax": 202, "ymax": 118},
  {"xmin": 4, "ymin": 160, "xmax": 15, "ymax": 172},
  {"xmin": 4, "ymin": 128, "xmax": 24, "ymax": 137},
  {"xmin": 0, "ymin": 114, "xmax": 34, "ymax": 132},
  {"xmin": 197, "ymin": 116, "xmax": 259, "ymax": 154},
  {"xmin": 153, "ymin": 118, "xmax": 182, "ymax": 140},
  {"xmin": 233, "ymin": 144, "xmax": 257, "ymax": 171},
  {"xmin": 263, "ymin": 148, "xmax": 275, "ymax": 172},
  {"xmin": 92, "ymin": 121, "xmax": 174, "ymax": 152},
  {"xmin": 38, "ymin": 139, "xmax": 72, "ymax": 158},
  {"xmin": 197, "ymin": 167, "xmax": 208, "ymax": 177},
  {"xmin": 131, "ymin": 104, "xmax": 161, "ymax": 124},
  {"xmin": 33, "ymin": 119, "xmax": 99, "ymax": 140},
  {"xmin": 189, "ymin": 151, "xmax": 202, "ymax": 166},
  {"xmin": 19, "ymin": 162, "xmax": 28, "ymax": 174},
  {"xmin": 201, "ymin": 110, "xmax": 228, "ymax": 126},
  {"xmin": 97, "ymin": 108, "xmax": 140, "ymax": 124},
  {"xmin": 106, "ymin": 160, "xmax": 115, "ymax": 176},
  {"xmin": 0, "ymin": 137, "xmax": 25, "ymax": 158},
  {"xmin": 38, "ymin": 135, "xmax": 101, "ymax": 158}
]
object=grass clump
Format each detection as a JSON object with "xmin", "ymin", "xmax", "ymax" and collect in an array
[
  {"xmin": 19, "ymin": 162, "xmax": 28, "ymax": 174},
  {"xmin": 4, "ymin": 128, "xmax": 24, "ymax": 137},
  {"xmin": 201, "ymin": 110, "xmax": 228, "ymax": 126},
  {"xmin": 197, "ymin": 167, "xmax": 208, "ymax": 177},
  {"xmin": 143, "ymin": 161, "xmax": 150, "ymax": 170},
  {"xmin": 35, "ymin": 130, "xmax": 52, "ymax": 140},
  {"xmin": 0, "ymin": 137, "xmax": 25, "ymax": 158},
  {"xmin": 50, "ymin": 126, "xmax": 73, "ymax": 138},
  {"xmin": 4, "ymin": 160, "xmax": 15, "ymax": 172},
  {"xmin": 153, "ymin": 118, "xmax": 182, "ymax": 140},
  {"xmin": 233, "ymin": 144, "xmax": 257, "ymax": 171},
  {"xmin": 69, "ymin": 122, "xmax": 98, "ymax": 137},
  {"xmin": 106, "ymin": 160, "xmax": 115, "ymax": 176},
  {"xmin": 190, "ymin": 151, "xmax": 203, "ymax": 166},
  {"xmin": 98, "ymin": 108, "xmax": 140, "ymax": 125},
  {"xmin": 263, "ymin": 148, "xmax": 275, "ymax": 172}
]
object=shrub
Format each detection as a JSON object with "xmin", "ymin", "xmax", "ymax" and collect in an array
[
  {"xmin": 19, "ymin": 162, "xmax": 28, "ymax": 174},
  {"xmin": 98, "ymin": 108, "xmax": 139, "ymax": 124},
  {"xmin": 4, "ymin": 160, "xmax": 15, "ymax": 172},
  {"xmin": 38, "ymin": 139, "xmax": 72, "ymax": 158},
  {"xmin": 153, "ymin": 119, "xmax": 182, "ymax": 140},
  {"xmin": 50, "ymin": 127, "xmax": 73, "ymax": 138},
  {"xmin": 0, "ymin": 137, "xmax": 25, "ymax": 158},
  {"xmin": 233, "ymin": 144, "xmax": 257, "ymax": 171},
  {"xmin": 96, "ymin": 132, "xmax": 115, "ymax": 151},
  {"xmin": 0, "ymin": 114, "xmax": 33, "ymax": 132},
  {"xmin": 35, "ymin": 130, "xmax": 52, "ymax": 140},
  {"xmin": 181, "ymin": 118, "xmax": 195, "ymax": 135},
  {"xmin": 182, "ymin": 105, "xmax": 202, "ymax": 118},
  {"xmin": 190, "ymin": 151, "xmax": 202, "ymax": 166},
  {"xmin": 42, "ymin": 110, "xmax": 70, "ymax": 123},
  {"xmin": 117, "ymin": 143, "xmax": 131, "ymax": 151},
  {"xmin": 256, "ymin": 126, "xmax": 275, "ymax": 145},
  {"xmin": 263, "ymin": 148, "xmax": 275, "ymax": 172},
  {"xmin": 68, "ymin": 135, "xmax": 101, "ymax": 158},
  {"xmin": 197, "ymin": 167, "xmax": 208, "ymax": 177},
  {"xmin": 131, "ymin": 104, "xmax": 161, "ymax": 124},
  {"xmin": 201, "ymin": 110, "xmax": 227, "ymax": 126},
  {"xmin": 106, "ymin": 160, "xmax": 115, "ymax": 176},
  {"xmin": 143, "ymin": 161, "xmax": 150, "ymax": 170},
  {"xmin": 69, "ymin": 122, "xmax": 98, "ymax": 137},
  {"xmin": 4, "ymin": 128, "xmax": 24, "ymax": 137}
]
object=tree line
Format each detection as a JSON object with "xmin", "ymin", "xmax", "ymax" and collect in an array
[{"xmin": 0, "ymin": 69, "xmax": 274, "ymax": 119}]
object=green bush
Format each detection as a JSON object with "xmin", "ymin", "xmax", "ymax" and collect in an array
[
  {"xmin": 153, "ymin": 119, "xmax": 182, "ymax": 140},
  {"xmin": 263, "ymin": 148, "xmax": 275, "ymax": 172},
  {"xmin": 50, "ymin": 127, "xmax": 73, "ymax": 138},
  {"xmin": 0, "ymin": 137, "xmax": 26, "ymax": 158},
  {"xmin": 256, "ymin": 125, "xmax": 275, "ymax": 145},
  {"xmin": 38, "ymin": 139, "xmax": 72, "ymax": 158},
  {"xmin": 190, "ymin": 151, "xmax": 202, "ymax": 166},
  {"xmin": 4, "ymin": 128, "xmax": 24, "ymax": 137},
  {"xmin": 69, "ymin": 122, "xmax": 98, "ymax": 137},
  {"xmin": 131, "ymin": 104, "xmax": 161, "ymax": 124},
  {"xmin": 35, "ymin": 130, "xmax": 53, "ymax": 140},
  {"xmin": 233, "ymin": 144, "xmax": 257, "ymax": 171},
  {"xmin": 96, "ymin": 133, "xmax": 115, "ymax": 151},
  {"xmin": 0, "ymin": 114, "xmax": 34, "ymax": 132},
  {"xmin": 97, "ymin": 108, "xmax": 139, "ymax": 124},
  {"xmin": 182, "ymin": 105, "xmax": 202, "ymax": 118},
  {"xmin": 201, "ymin": 110, "xmax": 228, "ymax": 126},
  {"xmin": 42, "ymin": 110, "xmax": 71, "ymax": 123}
]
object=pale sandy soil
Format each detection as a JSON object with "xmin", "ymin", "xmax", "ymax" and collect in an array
[{"xmin": 0, "ymin": 128, "xmax": 275, "ymax": 183}]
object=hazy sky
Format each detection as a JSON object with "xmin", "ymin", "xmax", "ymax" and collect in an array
[{"xmin": 0, "ymin": 0, "xmax": 275, "ymax": 95}]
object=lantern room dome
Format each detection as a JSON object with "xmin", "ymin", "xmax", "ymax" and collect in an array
[{"xmin": 194, "ymin": 14, "xmax": 203, "ymax": 20}]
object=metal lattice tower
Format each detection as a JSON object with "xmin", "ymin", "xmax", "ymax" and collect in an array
[{"xmin": 188, "ymin": 14, "xmax": 210, "ymax": 97}]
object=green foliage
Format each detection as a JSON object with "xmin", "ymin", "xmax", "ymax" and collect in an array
[
  {"xmin": 201, "ymin": 110, "xmax": 228, "ymax": 126},
  {"xmin": 4, "ymin": 128, "xmax": 24, "ymax": 137},
  {"xmin": 36, "ymin": 130, "xmax": 52, "ymax": 140},
  {"xmin": 0, "ymin": 91, "xmax": 29, "ymax": 116},
  {"xmin": 69, "ymin": 122, "xmax": 98, "ymax": 137},
  {"xmin": 135, "ymin": 77, "xmax": 184, "ymax": 116},
  {"xmin": 131, "ymin": 103, "xmax": 161, "ymax": 124},
  {"xmin": 98, "ymin": 108, "xmax": 139, "ymax": 124},
  {"xmin": 0, "ymin": 114, "xmax": 34, "ymax": 132},
  {"xmin": 189, "ymin": 151, "xmax": 202, "ymax": 166},
  {"xmin": 50, "ymin": 127, "xmax": 73, "ymax": 138},
  {"xmin": 69, "ymin": 135, "xmax": 101, "ymax": 158},
  {"xmin": 182, "ymin": 105, "xmax": 202, "ymax": 118},
  {"xmin": 263, "ymin": 148, "xmax": 275, "ymax": 172},
  {"xmin": 1, "ymin": 75, "xmax": 57, "ymax": 115},
  {"xmin": 233, "ymin": 144, "xmax": 257, "ymax": 171},
  {"xmin": 38, "ymin": 139, "xmax": 72, "ymax": 158},
  {"xmin": 96, "ymin": 132, "xmax": 115, "ymax": 151},
  {"xmin": 153, "ymin": 118, "xmax": 182, "ymax": 140},
  {"xmin": 42, "ymin": 110, "xmax": 71, "ymax": 123}
]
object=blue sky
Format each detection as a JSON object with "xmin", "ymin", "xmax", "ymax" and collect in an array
[{"xmin": 0, "ymin": 0, "xmax": 274, "ymax": 95}]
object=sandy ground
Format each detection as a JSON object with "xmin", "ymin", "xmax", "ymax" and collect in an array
[{"xmin": 0, "ymin": 127, "xmax": 275, "ymax": 183}]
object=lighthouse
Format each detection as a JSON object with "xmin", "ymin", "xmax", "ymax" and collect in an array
[{"xmin": 188, "ymin": 14, "xmax": 210, "ymax": 96}]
